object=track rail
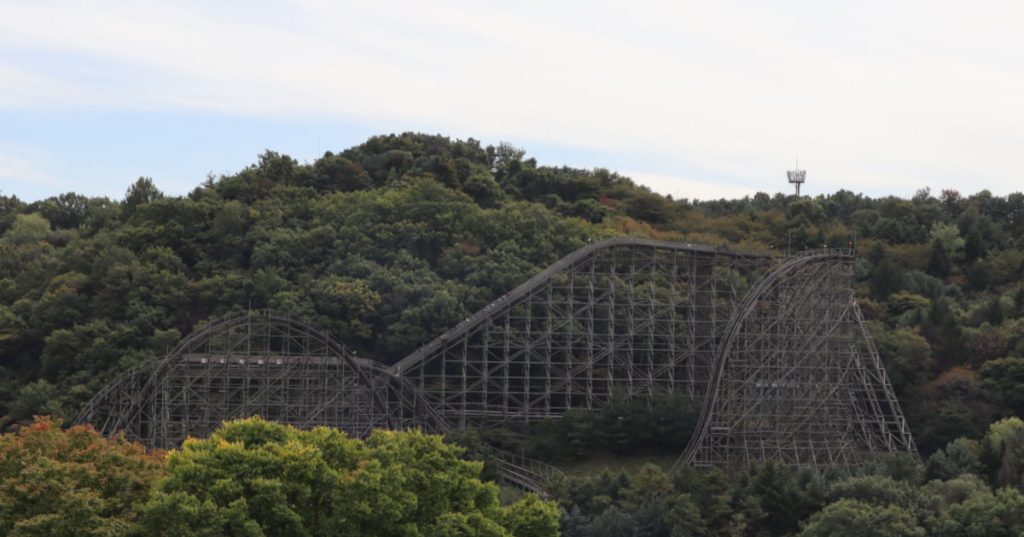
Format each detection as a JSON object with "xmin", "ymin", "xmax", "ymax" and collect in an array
[
  {"xmin": 390, "ymin": 237, "xmax": 769, "ymax": 375},
  {"xmin": 679, "ymin": 252, "xmax": 847, "ymax": 465},
  {"xmin": 80, "ymin": 239, "xmax": 914, "ymax": 491},
  {"xmin": 679, "ymin": 249, "xmax": 913, "ymax": 469}
]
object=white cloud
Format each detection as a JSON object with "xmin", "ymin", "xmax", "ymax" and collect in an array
[
  {"xmin": 0, "ymin": 1, "xmax": 1022, "ymax": 196},
  {"xmin": 625, "ymin": 171, "xmax": 759, "ymax": 201},
  {"xmin": 0, "ymin": 66, "xmax": 87, "ymax": 107},
  {"xmin": 0, "ymin": 144, "xmax": 55, "ymax": 191}
]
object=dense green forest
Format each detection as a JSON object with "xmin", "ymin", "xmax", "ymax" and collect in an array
[
  {"xmin": 5, "ymin": 415, "xmax": 1024, "ymax": 537},
  {"xmin": 3, "ymin": 132, "xmax": 1024, "ymax": 535},
  {"xmin": 0, "ymin": 416, "xmax": 560, "ymax": 537}
]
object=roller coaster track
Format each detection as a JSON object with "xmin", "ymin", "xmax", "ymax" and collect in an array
[
  {"xmin": 391, "ymin": 237, "xmax": 764, "ymax": 375},
  {"xmin": 679, "ymin": 249, "xmax": 915, "ymax": 469},
  {"xmin": 79, "ymin": 311, "xmax": 446, "ymax": 446},
  {"xmin": 391, "ymin": 238, "xmax": 771, "ymax": 425},
  {"xmin": 680, "ymin": 251, "xmax": 847, "ymax": 464},
  {"xmin": 80, "ymin": 238, "xmax": 914, "ymax": 493}
]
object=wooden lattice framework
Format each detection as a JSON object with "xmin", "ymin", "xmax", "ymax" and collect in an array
[
  {"xmin": 80, "ymin": 238, "xmax": 915, "ymax": 491},
  {"xmin": 79, "ymin": 312, "xmax": 445, "ymax": 449},
  {"xmin": 680, "ymin": 251, "xmax": 914, "ymax": 470}
]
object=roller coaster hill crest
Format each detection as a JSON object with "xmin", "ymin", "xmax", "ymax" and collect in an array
[{"xmin": 79, "ymin": 238, "xmax": 915, "ymax": 491}]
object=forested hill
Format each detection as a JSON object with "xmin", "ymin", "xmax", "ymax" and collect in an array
[{"xmin": 2, "ymin": 132, "xmax": 1024, "ymax": 456}]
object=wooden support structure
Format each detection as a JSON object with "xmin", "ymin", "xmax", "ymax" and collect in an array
[{"xmin": 79, "ymin": 238, "xmax": 915, "ymax": 493}]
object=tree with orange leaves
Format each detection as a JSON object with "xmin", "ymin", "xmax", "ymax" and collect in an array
[{"xmin": 0, "ymin": 417, "xmax": 163, "ymax": 537}]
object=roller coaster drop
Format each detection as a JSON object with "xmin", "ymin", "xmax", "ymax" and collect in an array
[{"xmin": 79, "ymin": 238, "xmax": 914, "ymax": 492}]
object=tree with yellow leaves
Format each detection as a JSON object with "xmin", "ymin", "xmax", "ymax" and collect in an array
[{"xmin": 133, "ymin": 417, "xmax": 560, "ymax": 537}]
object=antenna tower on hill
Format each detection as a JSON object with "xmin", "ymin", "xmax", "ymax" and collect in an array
[{"xmin": 787, "ymin": 160, "xmax": 806, "ymax": 196}]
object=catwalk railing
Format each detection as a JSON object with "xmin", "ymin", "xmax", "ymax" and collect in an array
[{"xmin": 79, "ymin": 239, "xmax": 915, "ymax": 492}]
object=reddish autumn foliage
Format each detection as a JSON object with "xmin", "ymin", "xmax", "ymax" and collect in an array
[{"xmin": 0, "ymin": 416, "xmax": 164, "ymax": 537}]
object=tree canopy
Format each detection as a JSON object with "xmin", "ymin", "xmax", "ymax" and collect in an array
[
  {"xmin": 0, "ymin": 417, "xmax": 163, "ymax": 537},
  {"xmin": 0, "ymin": 417, "xmax": 561, "ymax": 537},
  {"xmin": 133, "ymin": 417, "xmax": 559, "ymax": 537},
  {"xmin": 4, "ymin": 131, "xmax": 1024, "ymax": 535}
]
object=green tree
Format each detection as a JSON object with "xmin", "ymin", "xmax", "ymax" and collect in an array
[
  {"xmin": 2, "ymin": 214, "xmax": 50, "ymax": 246},
  {"xmin": 929, "ymin": 240, "xmax": 952, "ymax": 277},
  {"xmin": 797, "ymin": 499, "xmax": 925, "ymax": 537},
  {"xmin": 0, "ymin": 305, "xmax": 24, "ymax": 353},
  {"xmin": 829, "ymin": 475, "xmax": 917, "ymax": 508},
  {"xmin": 931, "ymin": 488, "xmax": 1024, "ymax": 537},
  {"xmin": 869, "ymin": 249, "xmax": 904, "ymax": 298},
  {"xmin": 875, "ymin": 327, "xmax": 933, "ymax": 394},
  {"xmin": 929, "ymin": 223, "xmax": 965, "ymax": 263},
  {"xmin": 979, "ymin": 417, "xmax": 1024, "ymax": 487},
  {"xmin": 963, "ymin": 226, "xmax": 986, "ymax": 262},
  {"xmin": 134, "ymin": 417, "xmax": 559, "ymax": 537},
  {"xmin": 980, "ymin": 357, "xmax": 1024, "ymax": 417},
  {"xmin": 6, "ymin": 381, "xmax": 64, "ymax": 425},
  {"xmin": 585, "ymin": 507, "xmax": 640, "ymax": 537},
  {"xmin": 913, "ymin": 364, "xmax": 993, "ymax": 454},
  {"xmin": 926, "ymin": 438, "xmax": 982, "ymax": 481},
  {"xmin": 123, "ymin": 177, "xmax": 164, "ymax": 211},
  {"xmin": 501, "ymin": 494, "xmax": 560, "ymax": 537},
  {"xmin": 738, "ymin": 463, "xmax": 817, "ymax": 536},
  {"xmin": 921, "ymin": 473, "xmax": 990, "ymax": 509}
]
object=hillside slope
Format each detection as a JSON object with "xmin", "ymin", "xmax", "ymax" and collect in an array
[{"xmin": 1, "ymin": 132, "xmax": 1023, "ymax": 458}]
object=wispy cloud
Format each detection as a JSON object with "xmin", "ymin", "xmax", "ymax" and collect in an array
[
  {"xmin": 0, "ymin": 1, "xmax": 1022, "ymax": 198},
  {"xmin": 0, "ymin": 65, "xmax": 88, "ymax": 107},
  {"xmin": 0, "ymin": 144, "xmax": 55, "ymax": 192}
]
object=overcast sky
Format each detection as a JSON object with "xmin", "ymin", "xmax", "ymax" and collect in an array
[{"xmin": 1, "ymin": 1, "xmax": 1022, "ymax": 202}]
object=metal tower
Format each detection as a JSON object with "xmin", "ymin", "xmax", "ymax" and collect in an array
[
  {"xmin": 788, "ymin": 167, "xmax": 806, "ymax": 196},
  {"xmin": 786, "ymin": 167, "xmax": 802, "ymax": 195}
]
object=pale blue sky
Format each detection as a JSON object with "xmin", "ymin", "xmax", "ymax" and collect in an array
[{"xmin": 2, "ymin": 1, "xmax": 1022, "ymax": 202}]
